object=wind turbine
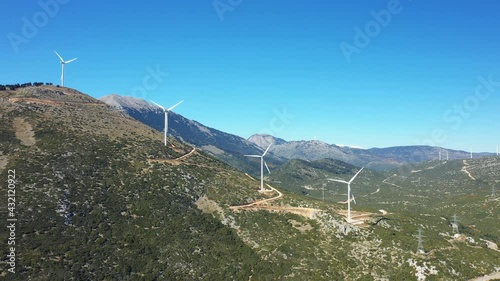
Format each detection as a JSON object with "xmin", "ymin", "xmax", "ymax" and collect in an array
[
  {"xmin": 245, "ymin": 143, "xmax": 272, "ymax": 191},
  {"xmin": 328, "ymin": 167, "xmax": 364, "ymax": 223},
  {"xmin": 54, "ymin": 51, "xmax": 77, "ymax": 87},
  {"xmin": 150, "ymin": 100, "xmax": 183, "ymax": 146}
]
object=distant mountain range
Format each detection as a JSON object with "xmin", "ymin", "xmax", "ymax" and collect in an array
[
  {"xmin": 248, "ymin": 134, "xmax": 494, "ymax": 170},
  {"xmin": 100, "ymin": 94, "xmax": 495, "ymax": 171}
]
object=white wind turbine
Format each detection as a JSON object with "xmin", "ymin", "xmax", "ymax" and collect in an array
[
  {"xmin": 54, "ymin": 51, "xmax": 77, "ymax": 87},
  {"xmin": 150, "ymin": 100, "xmax": 183, "ymax": 146},
  {"xmin": 328, "ymin": 167, "xmax": 364, "ymax": 223},
  {"xmin": 245, "ymin": 143, "xmax": 272, "ymax": 191}
]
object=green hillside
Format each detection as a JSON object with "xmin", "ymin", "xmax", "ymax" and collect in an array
[
  {"xmin": 0, "ymin": 86, "xmax": 498, "ymax": 280},
  {"xmin": 0, "ymin": 87, "xmax": 276, "ymax": 280}
]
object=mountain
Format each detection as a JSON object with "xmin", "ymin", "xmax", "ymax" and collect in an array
[
  {"xmin": 99, "ymin": 95, "xmax": 494, "ymax": 173},
  {"xmin": 1, "ymin": 86, "xmax": 498, "ymax": 280},
  {"xmin": 0, "ymin": 86, "xmax": 279, "ymax": 280},
  {"xmin": 248, "ymin": 134, "xmax": 494, "ymax": 170},
  {"xmin": 247, "ymin": 134, "xmax": 287, "ymax": 149},
  {"xmin": 99, "ymin": 95, "xmax": 286, "ymax": 174}
]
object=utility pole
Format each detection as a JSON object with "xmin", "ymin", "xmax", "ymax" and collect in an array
[
  {"xmin": 417, "ymin": 228, "xmax": 425, "ymax": 254},
  {"xmin": 322, "ymin": 183, "xmax": 325, "ymax": 202},
  {"xmin": 452, "ymin": 214, "xmax": 459, "ymax": 234}
]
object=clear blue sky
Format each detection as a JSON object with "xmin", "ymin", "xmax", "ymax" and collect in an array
[{"xmin": 1, "ymin": 0, "xmax": 499, "ymax": 152}]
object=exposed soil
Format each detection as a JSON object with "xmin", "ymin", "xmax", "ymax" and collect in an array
[
  {"xmin": 13, "ymin": 117, "xmax": 36, "ymax": 146},
  {"xmin": 462, "ymin": 160, "xmax": 476, "ymax": 180}
]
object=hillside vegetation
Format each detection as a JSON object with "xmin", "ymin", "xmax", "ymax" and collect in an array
[{"xmin": 0, "ymin": 86, "xmax": 498, "ymax": 280}]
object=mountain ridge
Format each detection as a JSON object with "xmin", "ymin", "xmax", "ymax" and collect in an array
[
  {"xmin": 248, "ymin": 133, "xmax": 495, "ymax": 170},
  {"xmin": 99, "ymin": 94, "xmax": 287, "ymax": 175}
]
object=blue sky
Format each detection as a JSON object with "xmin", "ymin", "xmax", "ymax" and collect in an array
[{"xmin": 1, "ymin": 0, "xmax": 499, "ymax": 152}]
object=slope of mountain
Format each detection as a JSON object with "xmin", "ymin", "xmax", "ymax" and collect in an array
[
  {"xmin": 270, "ymin": 156, "xmax": 500, "ymax": 244},
  {"xmin": 248, "ymin": 134, "xmax": 494, "ymax": 170},
  {"xmin": 269, "ymin": 158, "xmax": 387, "ymax": 201},
  {"xmin": 0, "ymin": 87, "xmax": 278, "ymax": 280},
  {"xmin": 99, "ymin": 95, "xmax": 286, "ymax": 174},
  {"xmin": 2, "ymin": 86, "xmax": 498, "ymax": 280}
]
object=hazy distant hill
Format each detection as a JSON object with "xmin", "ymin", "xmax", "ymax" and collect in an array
[
  {"xmin": 100, "ymin": 94, "xmax": 286, "ymax": 174},
  {"xmin": 248, "ymin": 134, "xmax": 493, "ymax": 170},
  {"xmin": 269, "ymin": 158, "xmax": 387, "ymax": 200}
]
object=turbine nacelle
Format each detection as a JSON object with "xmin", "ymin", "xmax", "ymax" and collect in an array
[
  {"xmin": 149, "ymin": 100, "xmax": 183, "ymax": 146},
  {"xmin": 245, "ymin": 143, "xmax": 273, "ymax": 190},
  {"xmin": 54, "ymin": 50, "xmax": 77, "ymax": 87},
  {"xmin": 327, "ymin": 167, "xmax": 364, "ymax": 223},
  {"xmin": 54, "ymin": 51, "xmax": 77, "ymax": 64},
  {"xmin": 328, "ymin": 167, "xmax": 364, "ymax": 185},
  {"xmin": 151, "ymin": 100, "xmax": 184, "ymax": 112}
]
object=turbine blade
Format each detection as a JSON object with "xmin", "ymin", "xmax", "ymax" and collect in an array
[
  {"xmin": 328, "ymin": 179, "xmax": 349, "ymax": 184},
  {"xmin": 244, "ymin": 155, "xmax": 261, "ymax": 158},
  {"xmin": 65, "ymin": 58, "xmax": 78, "ymax": 64},
  {"xmin": 167, "ymin": 100, "xmax": 183, "ymax": 111},
  {"xmin": 351, "ymin": 192, "xmax": 356, "ymax": 204},
  {"xmin": 54, "ymin": 50, "xmax": 64, "ymax": 62},
  {"xmin": 349, "ymin": 167, "xmax": 364, "ymax": 183},
  {"xmin": 264, "ymin": 161, "xmax": 270, "ymax": 174},
  {"xmin": 150, "ymin": 100, "xmax": 165, "ymax": 110},
  {"xmin": 262, "ymin": 143, "xmax": 272, "ymax": 156}
]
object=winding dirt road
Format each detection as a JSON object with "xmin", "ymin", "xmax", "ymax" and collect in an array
[
  {"xmin": 230, "ymin": 176, "xmax": 321, "ymax": 218},
  {"xmin": 147, "ymin": 147, "xmax": 197, "ymax": 165},
  {"xmin": 174, "ymin": 147, "xmax": 196, "ymax": 161},
  {"xmin": 231, "ymin": 181, "xmax": 283, "ymax": 209},
  {"xmin": 382, "ymin": 174, "xmax": 403, "ymax": 188},
  {"xmin": 461, "ymin": 160, "xmax": 476, "ymax": 180}
]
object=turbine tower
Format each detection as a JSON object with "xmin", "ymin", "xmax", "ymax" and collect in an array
[
  {"xmin": 322, "ymin": 183, "xmax": 326, "ymax": 202},
  {"xmin": 245, "ymin": 143, "xmax": 272, "ymax": 191},
  {"xmin": 446, "ymin": 150, "xmax": 449, "ymax": 161},
  {"xmin": 451, "ymin": 214, "xmax": 459, "ymax": 234},
  {"xmin": 416, "ymin": 228, "xmax": 425, "ymax": 254},
  {"xmin": 328, "ymin": 167, "xmax": 364, "ymax": 223},
  {"xmin": 150, "ymin": 100, "xmax": 183, "ymax": 146},
  {"xmin": 54, "ymin": 51, "xmax": 77, "ymax": 87}
]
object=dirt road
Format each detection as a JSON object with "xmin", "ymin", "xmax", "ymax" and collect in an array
[{"xmin": 461, "ymin": 160, "xmax": 476, "ymax": 180}]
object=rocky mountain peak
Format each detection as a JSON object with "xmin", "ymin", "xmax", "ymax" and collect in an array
[
  {"xmin": 247, "ymin": 134, "xmax": 287, "ymax": 149},
  {"xmin": 99, "ymin": 94, "xmax": 160, "ymax": 112}
]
